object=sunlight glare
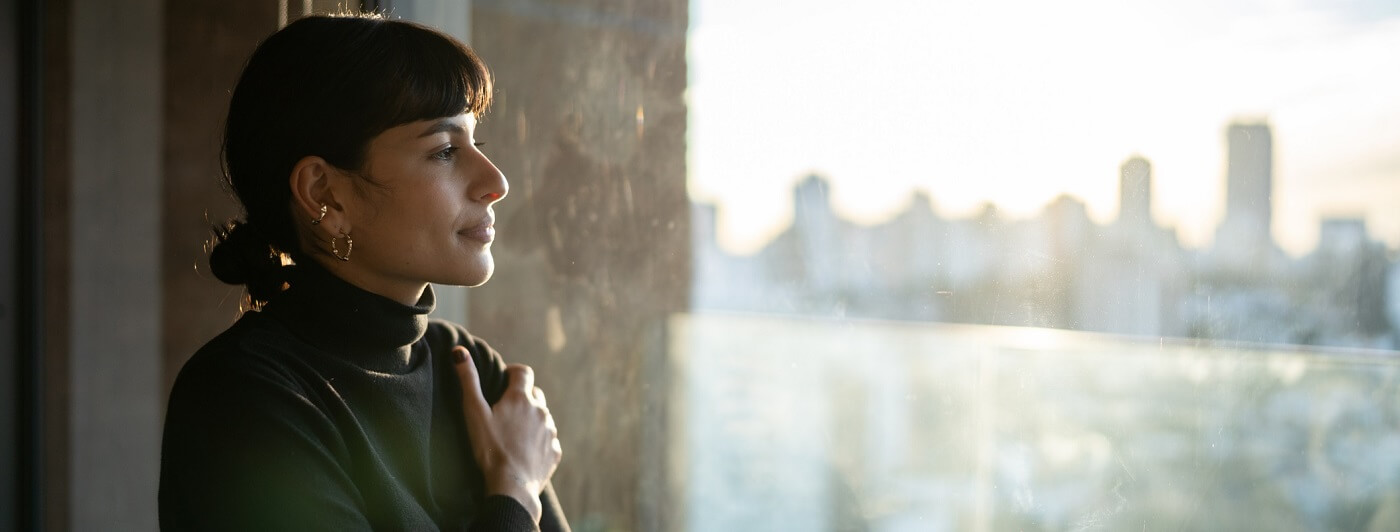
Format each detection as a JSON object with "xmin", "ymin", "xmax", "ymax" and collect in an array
[{"xmin": 689, "ymin": 0, "xmax": 1400, "ymax": 255}]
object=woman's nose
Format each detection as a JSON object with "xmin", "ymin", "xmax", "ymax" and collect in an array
[{"xmin": 473, "ymin": 155, "xmax": 508, "ymax": 203}]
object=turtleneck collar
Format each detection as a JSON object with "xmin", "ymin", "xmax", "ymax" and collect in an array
[{"xmin": 263, "ymin": 259, "xmax": 435, "ymax": 374}]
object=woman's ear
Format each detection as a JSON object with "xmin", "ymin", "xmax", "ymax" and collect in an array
[{"xmin": 289, "ymin": 155, "xmax": 346, "ymax": 233}]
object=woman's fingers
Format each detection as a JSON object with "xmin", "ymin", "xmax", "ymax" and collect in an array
[
  {"xmin": 451, "ymin": 348, "xmax": 561, "ymax": 522},
  {"xmin": 452, "ymin": 346, "xmax": 492, "ymax": 429},
  {"xmin": 505, "ymin": 363, "xmax": 535, "ymax": 398}
]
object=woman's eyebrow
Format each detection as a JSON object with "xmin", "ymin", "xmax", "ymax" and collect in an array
[{"xmin": 417, "ymin": 120, "xmax": 466, "ymax": 138}]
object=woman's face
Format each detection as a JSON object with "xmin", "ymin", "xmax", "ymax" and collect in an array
[{"xmin": 334, "ymin": 113, "xmax": 507, "ymax": 303}]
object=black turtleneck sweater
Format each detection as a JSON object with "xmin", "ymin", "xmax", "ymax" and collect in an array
[{"xmin": 159, "ymin": 262, "xmax": 570, "ymax": 531}]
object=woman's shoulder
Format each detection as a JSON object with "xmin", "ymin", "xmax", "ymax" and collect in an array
[
  {"xmin": 170, "ymin": 311, "xmax": 318, "ymax": 398},
  {"xmin": 164, "ymin": 311, "xmax": 351, "ymax": 450}
]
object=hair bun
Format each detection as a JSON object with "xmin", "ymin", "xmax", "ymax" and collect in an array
[{"xmin": 208, "ymin": 219, "xmax": 289, "ymax": 304}]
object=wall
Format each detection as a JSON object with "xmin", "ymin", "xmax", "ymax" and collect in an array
[
  {"xmin": 67, "ymin": 0, "xmax": 164, "ymax": 529},
  {"xmin": 160, "ymin": 0, "xmax": 278, "ymax": 397}
]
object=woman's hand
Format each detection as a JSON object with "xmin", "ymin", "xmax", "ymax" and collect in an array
[{"xmin": 453, "ymin": 346, "xmax": 563, "ymax": 523}]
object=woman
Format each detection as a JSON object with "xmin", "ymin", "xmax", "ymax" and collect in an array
[{"xmin": 159, "ymin": 14, "xmax": 568, "ymax": 531}]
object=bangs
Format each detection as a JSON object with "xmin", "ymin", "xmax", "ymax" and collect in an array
[
  {"xmin": 350, "ymin": 17, "xmax": 494, "ymax": 134},
  {"xmin": 227, "ymin": 15, "xmax": 496, "ymax": 175}
]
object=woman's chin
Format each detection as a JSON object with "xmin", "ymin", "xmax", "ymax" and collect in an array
[{"xmin": 458, "ymin": 255, "xmax": 495, "ymax": 287}]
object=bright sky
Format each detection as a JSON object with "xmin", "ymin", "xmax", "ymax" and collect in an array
[{"xmin": 686, "ymin": 0, "xmax": 1400, "ymax": 256}]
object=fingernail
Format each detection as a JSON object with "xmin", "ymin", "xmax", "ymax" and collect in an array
[{"xmin": 453, "ymin": 348, "xmax": 467, "ymax": 364}]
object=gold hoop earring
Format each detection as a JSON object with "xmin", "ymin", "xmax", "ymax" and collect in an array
[
  {"xmin": 311, "ymin": 204, "xmax": 328, "ymax": 225},
  {"xmin": 331, "ymin": 230, "xmax": 353, "ymax": 261}
]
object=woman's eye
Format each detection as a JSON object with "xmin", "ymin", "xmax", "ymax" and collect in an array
[
  {"xmin": 473, "ymin": 142, "xmax": 486, "ymax": 148},
  {"xmin": 431, "ymin": 146, "xmax": 459, "ymax": 161}
]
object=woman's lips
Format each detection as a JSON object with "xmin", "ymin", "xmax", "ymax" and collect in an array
[{"xmin": 460, "ymin": 218, "xmax": 495, "ymax": 243}]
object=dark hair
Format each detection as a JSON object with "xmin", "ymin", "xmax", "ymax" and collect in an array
[{"xmin": 208, "ymin": 14, "xmax": 493, "ymax": 306}]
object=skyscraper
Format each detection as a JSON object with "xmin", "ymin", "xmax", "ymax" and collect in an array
[
  {"xmin": 1119, "ymin": 155, "xmax": 1152, "ymax": 232},
  {"xmin": 1213, "ymin": 120, "xmax": 1276, "ymax": 268}
]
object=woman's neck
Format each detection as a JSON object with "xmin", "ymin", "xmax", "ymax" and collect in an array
[{"xmin": 307, "ymin": 255, "xmax": 429, "ymax": 306}]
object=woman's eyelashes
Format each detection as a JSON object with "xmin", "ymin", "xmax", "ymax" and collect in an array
[
  {"xmin": 430, "ymin": 141, "xmax": 484, "ymax": 162},
  {"xmin": 431, "ymin": 145, "xmax": 459, "ymax": 161}
]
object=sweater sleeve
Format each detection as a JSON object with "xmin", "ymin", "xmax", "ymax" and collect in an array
[
  {"xmin": 457, "ymin": 486, "xmax": 570, "ymax": 532},
  {"xmin": 159, "ymin": 349, "xmax": 370, "ymax": 531},
  {"xmin": 467, "ymin": 495, "xmax": 540, "ymax": 532},
  {"xmin": 464, "ymin": 482, "xmax": 568, "ymax": 532}
]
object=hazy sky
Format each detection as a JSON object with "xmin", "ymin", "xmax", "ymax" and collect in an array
[{"xmin": 686, "ymin": 0, "xmax": 1400, "ymax": 255}]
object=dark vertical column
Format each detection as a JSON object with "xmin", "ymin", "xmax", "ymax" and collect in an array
[
  {"xmin": 160, "ymin": 0, "xmax": 280, "ymax": 393},
  {"xmin": 38, "ymin": 1, "xmax": 72, "ymax": 529},
  {"xmin": 2, "ymin": 0, "xmax": 22, "ymax": 528},
  {"xmin": 468, "ymin": 1, "xmax": 691, "ymax": 530}
]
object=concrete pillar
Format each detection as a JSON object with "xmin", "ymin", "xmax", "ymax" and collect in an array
[{"xmin": 468, "ymin": 1, "xmax": 691, "ymax": 529}]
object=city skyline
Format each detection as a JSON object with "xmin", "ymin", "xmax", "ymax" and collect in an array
[
  {"xmin": 691, "ymin": 134, "xmax": 1400, "ymax": 349},
  {"xmin": 695, "ymin": 139, "xmax": 1395, "ymax": 263},
  {"xmin": 697, "ymin": 154, "xmax": 1391, "ymax": 262},
  {"xmin": 687, "ymin": 0, "xmax": 1400, "ymax": 256}
]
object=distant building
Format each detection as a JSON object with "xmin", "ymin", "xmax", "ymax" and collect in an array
[
  {"xmin": 789, "ymin": 175, "xmax": 845, "ymax": 295},
  {"xmin": 1303, "ymin": 217, "xmax": 1393, "ymax": 346},
  {"xmin": 1317, "ymin": 218, "xmax": 1369, "ymax": 257},
  {"xmin": 1119, "ymin": 155, "xmax": 1152, "ymax": 234},
  {"xmin": 1212, "ymin": 121, "xmax": 1278, "ymax": 270}
]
